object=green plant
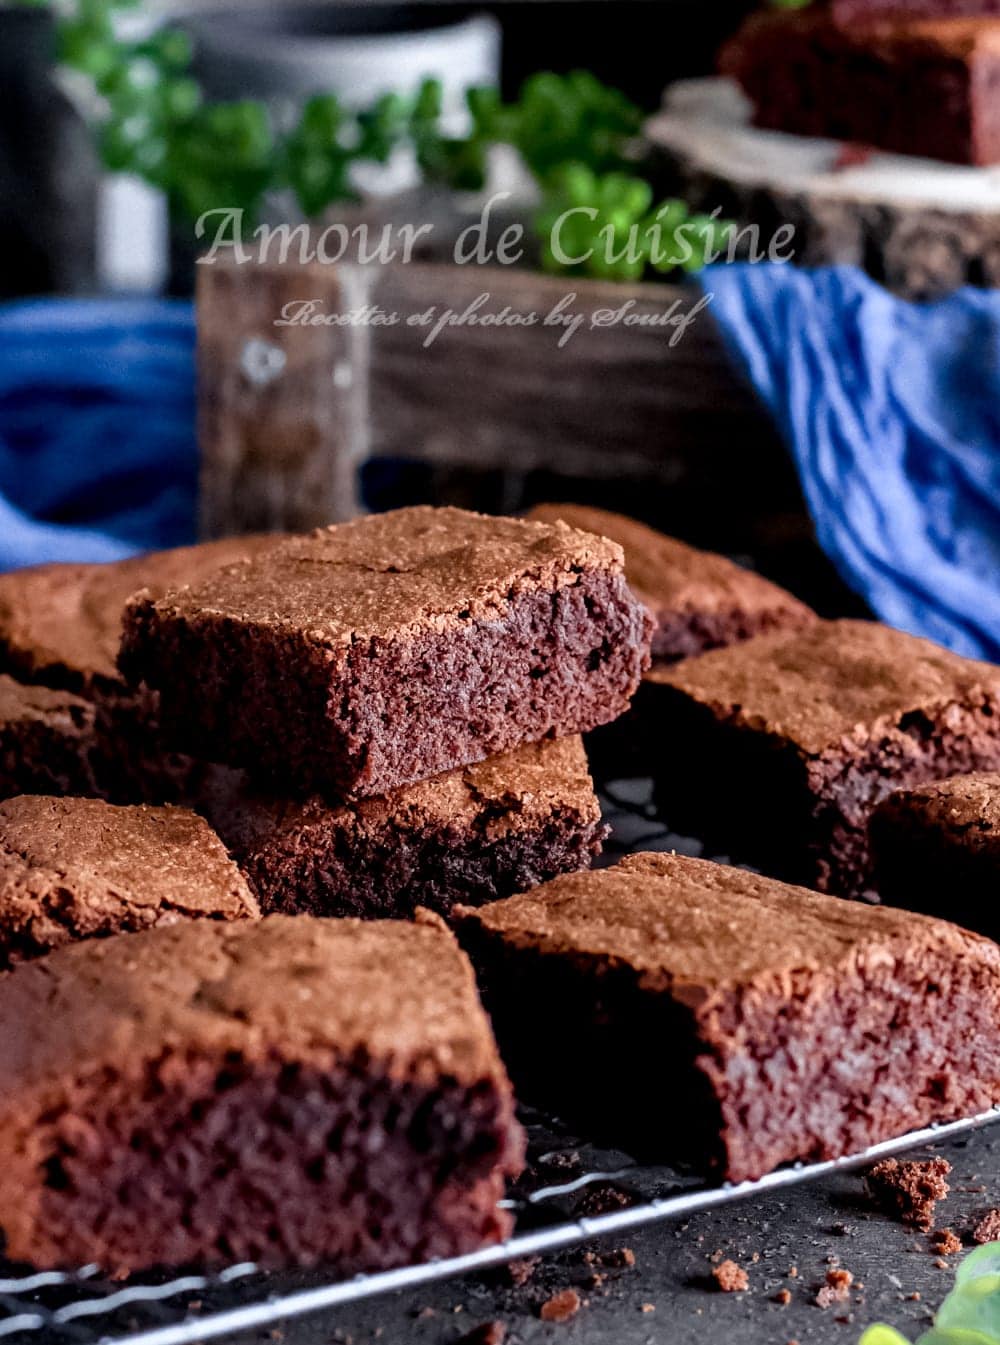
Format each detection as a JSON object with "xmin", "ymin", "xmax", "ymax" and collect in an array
[
  {"xmin": 15, "ymin": 0, "xmax": 734, "ymax": 278},
  {"xmin": 536, "ymin": 165, "xmax": 734, "ymax": 281},
  {"xmin": 862, "ymin": 1244, "xmax": 1000, "ymax": 1345}
]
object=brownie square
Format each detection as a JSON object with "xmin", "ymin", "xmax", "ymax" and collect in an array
[
  {"xmin": 0, "ymin": 914, "xmax": 524, "ymax": 1272},
  {"xmin": 721, "ymin": 11, "xmax": 1000, "ymax": 167},
  {"xmin": 527, "ymin": 503, "xmax": 815, "ymax": 664},
  {"xmin": 871, "ymin": 773, "xmax": 1000, "ymax": 935},
  {"xmin": 453, "ymin": 851, "xmax": 1000, "ymax": 1181},
  {"xmin": 0, "ymin": 536, "xmax": 280, "ymax": 803},
  {"xmin": 0, "ymin": 795, "xmax": 260, "ymax": 967},
  {"xmin": 0, "ymin": 674, "xmax": 99, "ymax": 801},
  {"xmin": 198, "ymin": 736, "xmax": 606, "ymax": 919},
  {"xmin": 119, "ymin": 507, "xmax": 653, "ymax": 797},
  {"xmin": 647, "ymin": 620, "xmax": 1000, "ymax": 896}
]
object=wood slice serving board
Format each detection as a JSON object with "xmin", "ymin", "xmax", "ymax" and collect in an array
[{"xmin": 647, "ymin": 78, "xmax": 1000, "ymax": 300}]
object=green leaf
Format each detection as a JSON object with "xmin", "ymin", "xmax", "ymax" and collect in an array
[{"xmin": 859, "ymin": 1327, "xmax": 912, "ymax": 1345}]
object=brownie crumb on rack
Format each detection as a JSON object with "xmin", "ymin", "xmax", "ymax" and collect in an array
[
  {"xmin": 815, "ymin": 1268, "xmax": 853, "ymax": 1307},
  {"xmin": 931, "ymin": 1228, "xmax": 963, "ymax": 1255},
  {"xmin": 539, "ymin": 1288, "xmax": 581, "ymax": 1322},
  {"xmin": 774, "ymin": 1288, "xmax": 792, "ymax": 1305},
  {"xmin": 972, "ymin": 1209, "xmax": 1000, "ymax": 1244},
  {"xmin": 713, "ymin": 1260, "xmax": 749, "ymax": 1292},
  {"xmin": 865, "ymin": 1158, "xmax": 952, "ymax": 1231}
]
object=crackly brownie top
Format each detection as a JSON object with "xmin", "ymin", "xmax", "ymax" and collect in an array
[
  {"xmin": 878, "ymin": 773, "xmax": 1000, "ymax": 849},
  {"xmin": 647, "ymin": 620, "xmax": 1000, "ymax": 756},
  {"xmin": 0, "ymin": 673, "xmax": 94, "ymax": 731},
  {"xmin": 0, "ymin": 795, "xmax": 259, "ymax": 923},
  {"xmin": 527, "ymin": 503, "xmax": 813, "ymax": 624},
  {"xmin": 199, "ymin": 736, "xmax": 600, "ymax": 853},
  {"xmin": 127, "ymin": 507, "xmax": 625, "ymax": 647},
  {"xmin": 0, "ymin": 914, "xmax": 507, "ymax": 1101},
  {"xmin": 0, "ymin": 535, "xmax": 280, "ymax": 695},
  {"xmin": 454, "ymin": 851, "xmax": 993, "ymax": 1001}
]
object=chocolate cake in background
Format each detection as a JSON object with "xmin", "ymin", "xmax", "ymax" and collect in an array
[{"xmin": 721, "ymin": 9, "xmax": 1000, "ymax": 166}]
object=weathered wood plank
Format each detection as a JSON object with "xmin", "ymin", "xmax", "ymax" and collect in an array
[
  {"xmin": 197, "ymin": 254, "xmax": 781, "ymax": 535},
  {"xmin": 197, "ymin": 257, "xmax": 371, "ymax": 537}
]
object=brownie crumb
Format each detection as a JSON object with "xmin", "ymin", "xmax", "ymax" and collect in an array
[
  {"xmin": 460, "ymin": 1324, "xmax": 506, "ymax": 1345},
  {"xmin": 931, "ymin": 1228, "xmax": 962, "ymax": 1256},
  {"xmin": 640, "ymin": 1303, "xmax": 655, "ymax": 1313},
  {"xmin": 576, "ymin": 1184, "xmax": 633, "ymax": 1216},
  {"xmin": 539, "ymin": 1289, "xmax": 581, "ymax": 1323},
  {"xmin": 504, "ymin": 1257, "xmax": 539, "ymax": 1287},
  {"xmin": 583, "ymin": 1246, "xmax": 635, "ymax": 1271},
  {"xmin": 816, "ymin": 1268, "xmax": 854, "ymax": 1307},
  {"xmin": 774, "ymin": 1288, "xmax": 792, "ymax": 1305},
  {"xmin": 866, "ymin": 1158, "xmax": 952, "ymax": 1231},
  {"xmin": 713, "ymin": 1260, "xmax": 749, "ymax": 1292},
  {"xmin": 973, "ymin": 1209, "xmax": 1000, "ymax": 1244}
]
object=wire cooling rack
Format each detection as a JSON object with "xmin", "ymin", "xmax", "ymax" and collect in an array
[{"xmin": 0, "ymin": 779, "xmax": 995, "ymax": 1345}]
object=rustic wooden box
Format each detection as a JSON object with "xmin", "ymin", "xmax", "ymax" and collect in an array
[{"xmin": 197, "ymin": 252, "xmax": 805, "ymax": 568}]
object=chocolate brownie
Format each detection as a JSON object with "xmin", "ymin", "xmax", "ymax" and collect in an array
[
  {"xmin": 0, "ymin": 675, "xmax": 99, "ymax": 800},
  {"xmin": 453, "ymin": 851, "xmax": 1000, "ymax": 1181},
  {"xmin": 0, "ymin": 536, "xmax": 279, "ymax": 697},
  {"xmin": 871, "ymin": 773, "xmax": 1000, "ymax": 934},
  {"xmin": 0, "ymin": 536, "xmax": 279, "ymax": 802},
  {"xmin": 0, "ymin": 795, "xmax": 259, "ymax": 967},
  {"xmin": 527, "ymin": 504, "xmax": 815, "ymax": 664},
  {"xmin": 0, "ymin": 914, "xmax": 523, "ymax": 1272},
  {"xmin": 198, "ymin": 736, "xmax": 606, "ymax": 919},
  {"xmin": 647, "ymin": 620, "xmax": 1000, "ymax": 896},
  {"xmin": 721, "ymin": 11, "xmax": 1000, "ymax": 166},
  {"xmin": 119, "ymin": 507, "xmax": 654, "ymax": 797}
]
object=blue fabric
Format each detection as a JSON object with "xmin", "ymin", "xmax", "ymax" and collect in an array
[
  {"xmin": 702, "ymin": 264, "xmax": 1000, "ymax": 662},
  {"xmin": 0, "ymin": 298, "xmax": 197, "ymax": 572}
]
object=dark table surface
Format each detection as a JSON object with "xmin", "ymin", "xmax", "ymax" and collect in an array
[{"xmin": 225, "ymin": 1122, "xmax": 1000, "ymax": 1345}]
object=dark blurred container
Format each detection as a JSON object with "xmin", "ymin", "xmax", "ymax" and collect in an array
[{"xmin": 0, "ymin": 8, "xmax": 97, "ymax": 298}]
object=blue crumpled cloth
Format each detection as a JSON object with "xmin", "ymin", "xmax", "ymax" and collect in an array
[
  {"xmin": 0, "ymin": 298, "xmax": 196, "ymax": 571},
  {"xmin": 702, "ymin": 264, "xmax": 1000, "ymax": 662}
]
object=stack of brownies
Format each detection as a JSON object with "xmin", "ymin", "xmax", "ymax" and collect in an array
[
  {"xmin": 5, "ymin": 501, "xmax": 1000, "ymax": 1277},
  {"xmin": 720, "ymin": 0, "xmax": 1000, "ymax": 167}
]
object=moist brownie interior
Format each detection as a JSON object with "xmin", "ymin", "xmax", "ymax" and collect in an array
[
  {"xmin": 527, "ymin": 503, "xmax": 816, "ymax": 662},
  {"xmin": 198, "ymin": 736, "xmax": 606, "ymax": 918}
]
